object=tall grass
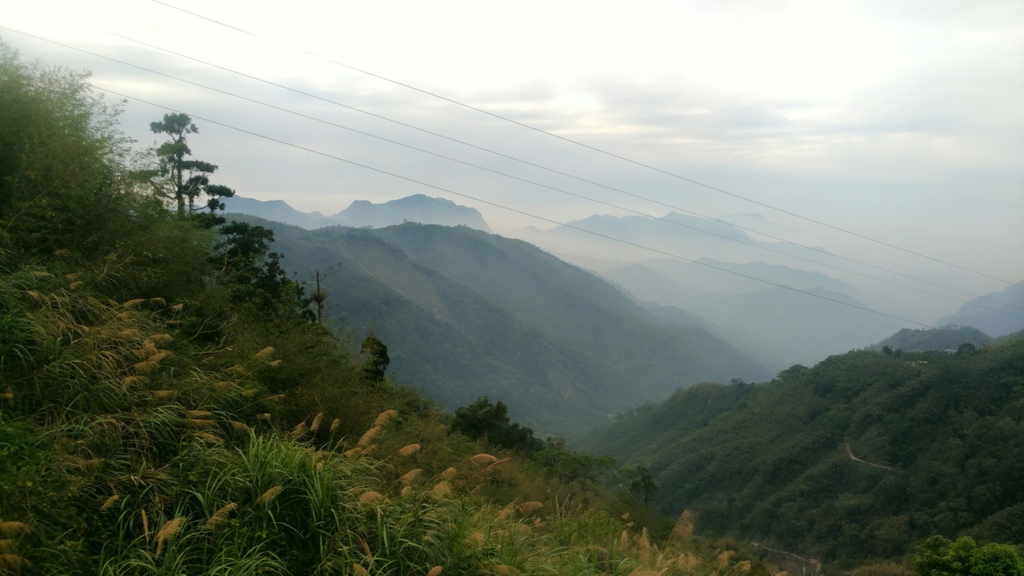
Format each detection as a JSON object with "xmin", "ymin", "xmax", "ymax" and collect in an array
[{"xmin": 0, "ymin": 265, "xmax": 756, "ymax": 576}]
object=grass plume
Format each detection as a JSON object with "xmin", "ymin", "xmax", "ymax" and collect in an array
[
  {"xmin": 155, "ymin": 517, "xmax": 184, "ymax": 557},
  {"xmin": 204, "ymin": 503, "xmax": 237, "ymax": 529}
]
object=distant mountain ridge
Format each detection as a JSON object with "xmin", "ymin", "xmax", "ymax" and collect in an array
[
  {"xmin": 335, "ymin": 195, "xmax": 490, "ymax": 231},
  {"xmin": 222, "ymin": 194, "xmax": 490, "ymax": 231},
  {"xmin": 516, "ymin": 210, "xmax": 844, "ymax": 273},
  {"xmin": 220, "ymin": 196, "xmax": 339, "ymax": 229},
  {"xmin": 516, "ymin": 211, "xmax": 915, "ymax": 370},
  {"xmin": 602, "ymin": 258, "xmax": 900, "ymax": 371},
  {"xmin": 938, "ymin": 283, "xmax": 1024, "ymax": 337}
]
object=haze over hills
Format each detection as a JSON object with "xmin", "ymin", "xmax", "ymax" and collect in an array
[
  {"xmin": 236, "ymin": 216, "xmax": 769, "ymax": 437},
  {"xmin": 601, "ymin": 258, "xmax": 901, "ymax": 371},
  {"xmin": 518, "ymin": 211, "xmax": 911, "ymax": 370},
  {"xmin": 221, "ymin": 194, "xmax": 1021, "ymax": 376},
  {"xmin": 517, "ymin": 211, "xmax": 771, "ymax": 266},
  {"xmin": 938, "ymin": 282, "xmax": 1024, "ymax": 337},
  {"xmin": 517, "ymin": 211, "xmax": 1015, "ymax": 322},
  {"xmin": 515, "ymin": 210, "xmax": 1024, "ymax": 369}
]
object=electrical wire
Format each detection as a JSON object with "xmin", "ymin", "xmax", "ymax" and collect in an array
[
  {"xmin": 10, "ymin": 24, "xmax": 1019, "ymax": 316},
  {"xmin": 94, "ymin": 84, "xmax": 941, "ymax": 330},
  {"xmin": 150, "ymin": 0, "xmax": 1022, "ymax": 289},
  {"xmin": 3, "ymin": 23, "xmax": 1021, "ymax": 320}
]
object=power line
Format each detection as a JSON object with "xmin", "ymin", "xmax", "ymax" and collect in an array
[
  {"xmin": 93, "ymin": 84, "xmax": 940, "ymax": 330},
  {"xmin": 22, "ymin": 25, "xmax": 1019, "ymax": 313},
  {"xmin": 150, "ymin": 0, "xmax": 1021, "ymax": 288},
  {"xmin": 68, "ymin": 30, "xmax": 1020, "ymax": 315},
  {"xmin": 4, "ymin": 24, "xmax": 1021, "ymax": 319}
]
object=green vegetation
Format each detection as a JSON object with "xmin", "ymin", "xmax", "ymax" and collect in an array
[
  {"xmin": 581, "ymin": 341, "xmax": 1024, "ymax": 567},
  {"xmin": 148, "ymin": 112, "xmax": 235, "ymax": 218},
  {"xmin": 228, "ymin": 218, "xmax": 770, "ymax": 437},
  {"xmin": 0, "ymin": 42, "xmax": 770, "ymax": 575},
  {"xmin": 450, "ymin": 397, "xmax": 544, "ymax": 453},
  {"xmin": 913, "ymin": 536, "xmax": 1023, "ymax": 576}
]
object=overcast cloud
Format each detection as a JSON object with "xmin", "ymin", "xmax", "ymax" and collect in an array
[{"xmin": 2, "ymin": 0, "xmax": 1022, "ymax": 304}]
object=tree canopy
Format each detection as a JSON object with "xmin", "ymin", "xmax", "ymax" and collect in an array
[
  {"xmin": 149, "ymin": 112, "xmax": 234, "ymax": 220},
  {"xmin": 582, "ymin": 342, "xmax": 1024, "ymax": 566},
  {"xmin": 914, "ymin": 536, "xmax": 1024, "ymax": 576},
  {"xmin": 451, "ymin": 396, "xmax": 543, "ymax": 452}
]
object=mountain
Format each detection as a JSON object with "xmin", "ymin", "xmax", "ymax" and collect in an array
[
  {"xmin": 251, "ymin": 219, "xmax": 769, "ymax": 437},
  {"xmin": 579, "ymin": 336, "xmax": 1024, "ymax": 566},
  {"xmin": 332, "ymin": 194, "xmax": 490, "ymax": 231},
  {"xmin": 516, "ymin": 211, "xmax": 853, "ymax": 274},
  {"xmin": 870, "ymin": 326, "xmax": 993, "ymax": 353},
  {"xmin": 937, "ymin": 282, "xmax": 1024, "ymax": 337},
  {"xmin": 627, "ymin": 257, "xmax": 865, "ymax": 297},
  {"xmin": 222, "ymin": 194, "xmax": 491, "ymax": 231},
  {"xmin": 718, "ymin": 212, "xmax": 791, "ymax": 237},
  {"xmin": 602, "ymin": 259, "xmax": 900, "ymax": 371},
  {"xmin": 516, "ymin": 212, "xmax": 916, "ymax": 370},
  {"xmin": 220, "ymin": 195, "xmax": 340, "ymax": 229},
  {"xmin": 517, "ymin": 211, "xmax": 763, "ymax": 265}
]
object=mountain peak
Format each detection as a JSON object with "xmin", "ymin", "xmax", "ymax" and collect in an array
[
  {"xmin": 222, "ymin": 194, "xmax": 490, "ymax": 231},
  {"xmin": 332, "ymin": 195, "xmax": 490, "ymax": 231}
]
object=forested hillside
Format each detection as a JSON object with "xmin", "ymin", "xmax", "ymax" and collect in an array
[
  {"xmin": 237, "ymin": 218, "xmax": 768, "ymax": 436},
  {"xmin": 581, "ymin": 339, "xmax": 1024, "ymax": 566}
]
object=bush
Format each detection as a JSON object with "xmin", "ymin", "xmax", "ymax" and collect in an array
[{"xmin": 914, "ymin": 536, "xmax": 1024, "ymax": 576}]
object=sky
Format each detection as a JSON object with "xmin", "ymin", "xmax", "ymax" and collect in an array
[{"xmin": 2, "ymin": 0, "xmax": 1023, "ymax": 310}]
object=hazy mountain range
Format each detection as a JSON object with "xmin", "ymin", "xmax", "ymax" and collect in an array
[
  {"xmin": 519, "ymin": 213, "xmax": 907, "ymax": 371},
  {"xmin": 599, "ymin": 258, "xmax": 901, "ymax": 371},
  {"xmin": 516, "ymin": 210, "xmax": 854, "ymax": 277},
  {"xmin": 237, "ymin": 216, "xmax": 768, "ymax": 437},
  {"xmin": 938, "ymin": 282, "xmax": 1024, "ymax": 337},
  {"xmin": 221, "ymin": 194, "xmax": 1021, "ymax": 400}
]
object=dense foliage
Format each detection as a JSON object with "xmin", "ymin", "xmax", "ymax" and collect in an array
[
  {"xmin": 450, "ymin": 397, "xmax": 544, "ymax": 453},
  {"xmin": 581, "ymin": 343, "xmax": 1024, "ymax": 567},
  {"xmin": 913, "ymin": 536, "xmax": 1023, "ymax": 576}
]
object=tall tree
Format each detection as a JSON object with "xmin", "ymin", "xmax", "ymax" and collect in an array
[
  {"xmin": 309, "ymin": 264, "xmax": 342, "ymax": 325},
  {"xmin": 149, "ymin": 113, "xmax": 234, "ymax": 218},
  {"xmin": 213, "ymin": 221, "xmax": 311, "ymax": 321},
  {"xmin": 450, "ymin": 396, "xmax": 542, "ymax": 452},
  {"xmin": 360, "ymin": 332, "xmax": 390, "ymax": 383}
]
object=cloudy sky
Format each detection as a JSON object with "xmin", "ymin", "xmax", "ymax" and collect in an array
[{"xmin": 3, "ymin": 0, "xmax": 1023, "ymax": 305}]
